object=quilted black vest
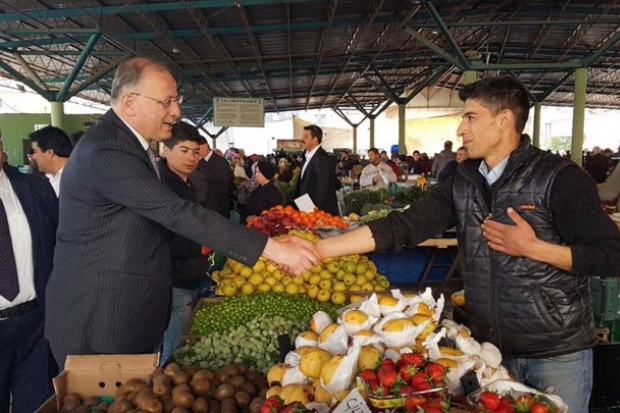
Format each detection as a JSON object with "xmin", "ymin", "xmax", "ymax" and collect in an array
[{"xmin": 453, "ymin": 138, "xmax": 598, "ymax": 358}]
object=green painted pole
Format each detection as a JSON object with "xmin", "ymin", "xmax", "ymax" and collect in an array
[
  {"xmin": 571, "ymin": 68, "xmax": 587, "ymax": 166},
  {"xmin": 369, "ymin": 116, "xmax": 375, "ymax": 149},
  {"xmin": 462, "ymin": 71, "xmax": 478, "ymax": 85},
  {"xmin": 50, "ymin": 101, "xmax": 65, "ymax": 130},
  {"xmin": 532, "ymin": 102, "xmax": 542, "ymax": 148},
  {"xmin": 398, "ymin": 103, "xmax": 407, "ymax": 155},
  {"xmin": 353, "ymin": 125, "xmax": 358, "ymax": 155}
]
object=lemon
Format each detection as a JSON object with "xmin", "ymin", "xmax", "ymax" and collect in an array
[
  {"xmin": 232, "ymin": 275, "xmax": 246, "ymax": 288},
  {"xmin": 240, "ymin": 267, "xmax": 253, "ymax": 278},
  {"xmin": 308, "ymin": 274, "xmax": 321, "ymax": 286},
  {"xmin": 356, "ymin": 263, "xmax": 368, "ymax": 275},
  {"xmin": 249, "ymin": 273, "xmax": 264, "ymax": 286},
  {"xmin": 293, "ymin": 276, "xmax": 305, "ymax": 285},
  {"xmin": 285, "ymin": 283, "xmax": 299, "ymax": 295},
  {"xmin": 316, "ymin": 289, "xmax": 331, "ymax": 303},
  {"xmin": 361, "ymin": 282, "xmax": 374, "ymax": 292},
  {"xmin": 221, "ymin": 282, "xmax": 238, "ymax": 297},
  {"xmin": 307, "ymin": 285, "xmax": 320, "ymax": 299},
  {"xmin": 355, "ymin": 274, "xmax": 368, "ymax": 286},
  {"xmin": 257, "ymin": 283, "xmax": 271, "ymax": 292},
  {"xmin": 240, "ymin": 282, "xmax": 255, "ymax": 295},
  {"xmin": 281, "ymin": 276, "xmax": 292, "ymax": 286},
  {"xmin": 331, "ymin": 292, "xmax": 346, "ymax": 305},
  {"xmin": 319, "ymin": 269, "xmax": 332, "ymax": 280},
  {"xmin": 333, "ymin": 281, "xmax": 347, "ymax": 292},
  {"xmin": 272, "ymin": 283, "xmax": 285, "ymax": 293},
  {"xmin": 264, "ymin": 276, "xmax": 277, "ymax": 286},
  {"xmin": 318, "ymin": 279, "xmax": 332, "ymax": 291},
  {"xmin": 343, "ymin": 273, "xmax": 357, "ymax": 286},
  {"xmin": 272, "ymin": 269, "xmax": 284, "ymax": 280},
  {"xmin": 253, "ymin": 260, "xmax": 266, "ymax": 272}
]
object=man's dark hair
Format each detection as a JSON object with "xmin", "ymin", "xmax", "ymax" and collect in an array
[
  {"xmin": 459, "ymin": 76, "xmax": 530, "ymax": 134},
  {"xmin": 444, "ymin": 140, "xmax": 453, "ymax": 150},
  {"xmin": 368, "ymin": 147, "xmax": 379, "ymax": 156},
  {"xmin": 164, "ymin": 122, "xmax": 203, "ymax": 149},
  {"xmin": 303, "ymin": 125, "xmax": 323, "ymax": 143},
  {"xmin": 70, "ymin": 131, "xmax": 84, "ymax": 147},
  {"xmin": 379, "ymin": 150, "xmax": 387, "ymax": 155},
  {"xmin": 29, "ymin": 126, "xmax": 72, "ymax": 158}
]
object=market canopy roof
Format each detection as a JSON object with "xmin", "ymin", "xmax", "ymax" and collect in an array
[{"xmin": 0, "ymin": 0, "xmax": 619, "ymax": 123}]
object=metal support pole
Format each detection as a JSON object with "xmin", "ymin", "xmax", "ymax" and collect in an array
[
  {"xmin": 50, "ymin": 101, "xmax": 64, "ymax": 130},
  {"xmin": 532, "ymin": 102, "xmax": 542, "ymax": 148},
  {"xmin": 369, "ymin": 116, "xmax": 375, "ymax": 149},
  {"xmin": 398, "ymin": 103, "xmax": 407, "ymax": 155},
  {"xmin": 353, "ymin": 125, "xmax": 358, "ymax": 155},
  {"xmin": 571, "ymin": 68, "xmax": 587, "ymax": 166}
]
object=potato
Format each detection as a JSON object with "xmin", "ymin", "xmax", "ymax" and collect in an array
[
  {"xmin": 249, "ymin": 397, "xmax": 264, "ymax": 413},
  {"xmin": 190, "ymin": 378, "xmax": 212, "ymax": 397},
  {"xmin": 209, "ymin": 399, "xmax": 221, "ymax": 413},
  {"xmin": 234, "ymin": 391, "xmax": 251, "ymax": 408},
  {"xmin": 184, "ymin": 365, "xmax": 200, "ymax": 377},
  {"xmin": 213, "ymin": 384, "xmax": 235, "ymax": 401},
  {"xmin": 171, "ymin": 383, "xmax": 191, "ymax": 396},
  {"xmin": 172, "ymin": 391, "xmax": 195, "ymax": 409},
  {"xmin": 172, "ymin": 371, "xmax": 191, "ymax": 386},
  {"xmin": 108, "ymin": 399, "xmax": 135, "ymax": 413},
  {"xmin": 229, "ymin": 375, "xmax": 246, "ymax": 388},
  {"xmin": 164, "ymin": 362, "xmax": 181, "ymax": 376},
  {"xmin": 171, "ymin": 408, "xmax": 189, "ymax": 413},
  {"xmin": 193, "ymin": 397, "xmax": 210, "ymax": 413},
  {"xmin": 193, "ymin": 369, "xmax": 215, "ymax": 381},
  {"xmin": 232, "ymin": 363, "xmax": 249, "ymax": 375}
]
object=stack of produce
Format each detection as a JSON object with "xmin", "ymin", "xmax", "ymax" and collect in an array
[
  {"xmin": 176, "ymin": 293, "xmax": 343, "ymax": 373},
  {"xmin": 261, "ymin": 289, "xmax": 567, "ymax": 412},
  {"xmin": 247, "ymin": 205, "xmax": 348, "ymax": 237},
  {"xmin": 54, "ymin": 362, "xmax": 270, "ymax": 413},
  {"xmin": 213, "ymin": 230, "xmax": 390, "ymax": 303}
]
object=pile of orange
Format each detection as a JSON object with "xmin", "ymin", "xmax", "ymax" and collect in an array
[{"xmin": 248, "ymin": 205, "xmax": 349, "ymax": 230}]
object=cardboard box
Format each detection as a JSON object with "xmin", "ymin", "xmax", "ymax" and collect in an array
[{"xmin": 36, "ymin": 353, "xmax": 159, "ymax": 413}]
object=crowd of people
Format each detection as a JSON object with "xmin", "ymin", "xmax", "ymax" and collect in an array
[{"xmin": 1, "ymin": 57, "xmax": 620, "ymax": 413}]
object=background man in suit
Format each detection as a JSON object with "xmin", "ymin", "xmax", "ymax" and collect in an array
[
  {"xmin": 45, "ymin": 57, "xmax": 319, "ymax": 368},
  {"xmin": 0, "ymin": 139, "xmax": 58, "ymax": 413},
  {"xmin": 29, "ymin": 125, "xmax": 73, "ymax": 197},
  {"xmin": 296, "ymin": 125, "xmax": 340, "ymax": 215},
  {"xmin": 191, "ymin": 138, "xmax": 234, "ymax": 218}
]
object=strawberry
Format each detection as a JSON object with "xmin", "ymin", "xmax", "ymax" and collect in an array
[
  {"xmin": 514, "ymin": 395, "xmax": 535, "ymax": 413},
  {"xmin": 367, "ymin": 378, "xmax": 380, "ymax": 392},
  {"xmin": 479, "ymin": 391, "xmax": 501, "ymax": 411},
  {"xmin": 377, "ymin": 365, "xmax": 398, "ymax": 387},
  {"xmin": 495, "ymin": 399, "xmax": 515, "ymax": 413},
  {"xmin": 399, "ymin": 385, "xmax": 415, "ymax": 396},
  {"xmin": 260, "ymin": 397, "xmax": 283, "ymax": 413},
  {"xmin": 421, "ymin": 401, "xmax": 443, "ymax": 413},
  {"xmin": 279, "ymin": 402, "xmax": 306, "ymax": 413},
  {"xmin": 399, "ymin": 364, "xmax": 418, "ymax": 383},
  {"xmin": 424, "ymin": 362, "xmax": 446, "ymax": 383},
  {"xmin": 381, "ymin": 358, "xmax": 396, "ymax": 369},
  {"xmin": 400, "ymin": 352, "xmax": 426, "ymax": 367},
  {"xmin": 530, "ymin": 403, "xmax": 549, "ymax": 413},
  {"xmin": 404, "ymin": 394, "xmax": 426, "ymax": 410},
  {"xmin": 360, "ymin": 369, "xmax": 378, "ymax": 384},
  {"xmin": 372, "ymin": 385, "xmax": 392, "ymax": 397},
  {"xmin": 411, "ymin": 372, "xmax": 431, "ymax": 391}
]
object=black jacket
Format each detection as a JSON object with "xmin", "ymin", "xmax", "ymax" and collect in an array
[
  {"xmin": 191, "ymin": 154, "xmax": 234, "ymax": 218},
  {"xmin": 368, "ymin": 136, "xmax": 620, "ymax": 358},
  {"xmin": 296, "ymin": 147, "xmax": 340, "ymax": 215},
  {"xmin": 159, "ymin": 162, "xmax": 209, "ymax": 290},
  {"xmin": 246, "ymin": 181, "xmax": 286, "ymax": 217}
]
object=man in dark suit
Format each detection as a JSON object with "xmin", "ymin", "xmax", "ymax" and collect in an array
[
  {"xmin": 45, "ymin": 57, "xmax": 320, "ymax": 368},
  {"xmin": 0, "ymin": 139, "xmax": 58, "ymax": 413},
  {"xmin": 296, "ymin": 125, "xmax": 340, "ymax": 215},
  {"xmin": 191, "ymin": 138, "xmax": 234, "ymax": 218}
]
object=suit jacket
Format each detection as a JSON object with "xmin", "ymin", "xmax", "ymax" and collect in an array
[
  {"xmin": 191, "ymin": 155, "xmax": 234, "ymax": 218},
  {"xmin": 45, "ymin": 109, "xmax": 268, "ymax": 354},
  {"xmin": 297, "ymin": 147, "xmax": 340, "ymax": 216},
  {"xmin": 3, "ymin": 166, "xmax": 58, "ymax": 310}
]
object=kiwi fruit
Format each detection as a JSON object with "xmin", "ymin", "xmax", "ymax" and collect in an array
[
  {"xmin": 172, "ymin": 391, "xmax": 195, "ymax": 409},
  {"xmin": 164, "ymin": 362, "xmax": 181, "ymax": 376},
  {"xmin": 232, "ymin": 363, "xmax": 249, "ymax": 375},
  {"xmin": 108, "ymin": 399, "xmax": 135, "ymax": 413},
  {"xmin": 140, "ymin": 398, "xmax": 163, "ymax": 413},
  {"xmin": 228, "ymin": 375, "xmax": 246, "ymax": 388},
  {"xmin": 208, "ymin": 399, "xmax": 221, "ymax": 413},
  {"xmin": 238, "ymin": 382, "xmax": 257, "ymax": 397},
  {"xmin": 152, "ymin": 375, "xmax": 173, "ymax": 397},
  {"xmin": 234, "ymin": 391, "xmax": 251, "ymax": 408},
  {"xmin": 213, "ymin": 384, "xmax": 235, "ymax": 401},
  {"xmin": 249, "ymin": 397, "xmax": 264, "ymax": 413},
  {"xmin": 193, "ymin": 397, "xmax": 210, "ymax": 413},
  {"xmin": 171, "ymin": 383, "xmax": 191, "ymax": 397},
  {"xmin": 61, "ymin": 399, "xmax": 81, "ymax": 412},
  {"xmin": 190, "ymin": 378, "xmax": 212, "ymax": 396},
  {"xmin": 193, "ymin": 370, "xmax": 215, "ymax": 381},
  {"xmin": 184, "ymin": 365, "xmax": 200, "ymax": 377},
  {"xmin": 172, "ymin": 371, "xmax": 191, "ymax": 386}
]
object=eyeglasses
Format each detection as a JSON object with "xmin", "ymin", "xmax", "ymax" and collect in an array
[{"xmin": 129, "ymin": 92, "xmax": 184, "ymax": 108}]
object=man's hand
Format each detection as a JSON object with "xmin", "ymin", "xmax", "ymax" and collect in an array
[
  {"xmin": 372, "ymin": 176, "xmax": 380, "ymax": 184},
  {"xmin": 482, "ymin": 207, "xmax": 539, "ymax": 257},
  {"xmin": 262, "ymin": 236, "xmax": 320, "ymax": 276}
]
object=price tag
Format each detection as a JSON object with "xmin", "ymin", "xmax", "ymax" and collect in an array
[{"xmin": 332, "ymin": 388, "xmax": 372, "ymax": 413}]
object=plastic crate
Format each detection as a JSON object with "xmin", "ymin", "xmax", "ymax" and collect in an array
[{"xmin": 590, "ymin": 277, "xmax": 620, "ymax": 322}]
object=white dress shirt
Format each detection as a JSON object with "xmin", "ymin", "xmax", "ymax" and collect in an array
[
  {"xmin": 0, "ymin": 169, "xmax": 35, "ymax": 309},
  {"xmin": 46, "ymin": 166, "xmax": 64, "ymax": 196},
  {"xmin": 301, "ymin": 145, "xmax": 321, "ymax": 179}
]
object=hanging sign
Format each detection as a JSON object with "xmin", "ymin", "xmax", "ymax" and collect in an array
[{"xmin": 213, "ymin": 97, "xmax": 265, "ymax": 127}]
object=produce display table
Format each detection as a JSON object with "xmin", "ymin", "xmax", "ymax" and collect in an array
[{"xmin": 417, "ymin": 238, "xmax": 460, "ymax": 293}]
